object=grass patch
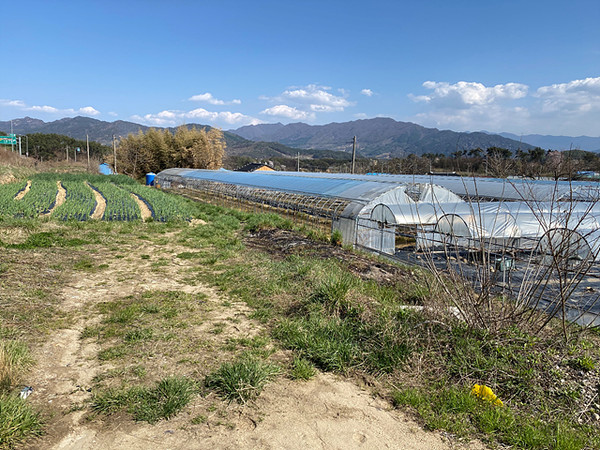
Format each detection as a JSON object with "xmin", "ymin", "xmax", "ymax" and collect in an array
[
  {"xmin": 205, "ymin": 353, "xmax": 279, "ymax": 403},
  {"xmin": 243, "ymin": 213, "xmax": 293, "ymax": 233},
  {"xmin": 391, "ymin": 386, "xmax": 599, "ymax": 449},
  {"xmin": 289, "ymin": 356, "xmax": 316, "ymax": 381},
  {"xmin": 0, "ymin": 341, "xmax": 34, "ymax": 392},
  {"xmin": 0, "ymin": 395, "xmax": 43, "ymax": 447},
  {"xmin": 92, "ymin": 376, "xmax": 197, "ymax": 424}
]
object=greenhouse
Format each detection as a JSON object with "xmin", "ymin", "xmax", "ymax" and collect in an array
[
  {"xmin": 155, "ymin": 168, "xmax": 463, "ymax": 251},
  {"xmin": 265, "ymin": 171, "xmax": 600, "ymax": 202},
  {"xmin": 156, "ymin": 168, "xmax": 600, "ymax": 264}
]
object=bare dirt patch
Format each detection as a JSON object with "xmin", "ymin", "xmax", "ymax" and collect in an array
[
  {"xmin": 131, "ymin": 193, "xmax": 152, "ymax": 220},
  {"xmin": 88, "ymin": 182, "xmax": 106, "ymax": 219},
  {"xmin": 0, "ymin": 173, "xmax": 16, "ymax": 184},
  {"xmin": 43, "ymin": 181, "xmax": 66, "ymax": 216},
  {"xmin": 47, "ymin": 372, "xmax": 484, "ymax": 450},
  {"xmin": 14, "ymin": 179, "xmax": 31, "ymax": 200},
  {"xmin": 245, "ymin": 228, "xmax": 418, "ymax": 286}
]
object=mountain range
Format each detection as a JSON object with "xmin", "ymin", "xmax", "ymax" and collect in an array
[
  {"xmin": 2, "ymin": 116, "xmax": 598, "ymax": 159},
  {"xmin": 0, "ymin": 116, "xmax": 332, "ymax": 160},
  {"xmin": 232, "ymin": 118, "xmax": 537, "ymax": 157},
  {"xmin": 499, "ymin": 133, "xmax": 600, "ymax": 152}
]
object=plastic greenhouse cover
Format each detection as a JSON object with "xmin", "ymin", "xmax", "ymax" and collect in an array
[
  {"xmin": 266, "ymin": 171, "xmax": 600, "ymax": 202},
  {"xmin": 157, "ymin": 169, "xmax": 463, "ymax": 220},
  {"xmin": 160, "ymin": 168, "xmax": 414, "ymax": 203}
]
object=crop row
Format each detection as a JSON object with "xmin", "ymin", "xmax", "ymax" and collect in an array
[
  {"xmin": 1, "ymin": 176, "xmax": 196, "ymax": 222},
  {"xmin": 52, "ymin": 181, "xmax": 97, "ymax": 221},
  {"xmin": 123, "ymin": 184, "xmax": 194, "ymax": 222},
  {"xmin": 0, "ymin": 180, "xmax": 57, "ymax": 219},
  {"xmin": 89, "ymin": 182, "xmax": 141, "ymax": 221}
]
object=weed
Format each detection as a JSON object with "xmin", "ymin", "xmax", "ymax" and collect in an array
[
  {"xmin": 290, "ymin": 356, "xmax": 316, "ymax": 381},
  {"xmin": 0, "ymin": 395, "xmax": 42, "ymax": 447},
  {"xmin": 211, "ymin": 323, "xmax": 225, "ymax": 335},
  {"xmin": 73, "ymin": 257, "xmax": 95, "ymax": 271},
  {"xmin": 124, "ymin": 328, "xmax": 154, "ymax": 343},
  {"xmin": 243, "ymin": 213, "xmax": 293, "ymax": 233},
  {"xmin": 0, "ymin": 340, "xmax": 33, "ymax": 392},
  {"xmin": 205, "ymin": 353, "xmax": 279, "ymax": 403},
  {"xmin": 98, "ymin": 345, "xmax": 128, "ymax": 361},
  {"xmin": 191, "ymin": 414, "xmax": 207, "ymax": 425},
  {"xmin": 330, "ymin": 229, "xmax": 343, "ymax": 246},
  {"xmin": 92, "ymin": 376, "xmax": 197, "ymax": 424}
]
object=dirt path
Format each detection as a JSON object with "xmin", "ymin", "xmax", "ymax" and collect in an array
[
  {"xmin": 88, "ymin": 182, "xmax": 106, "ymax": 220},
  {"xmin": 43, "ymin": 181, "xmax": 66, "ymax": 216},
  {"xmin": 15, "ymin": 180, "xmax": 31, "ymax": 200},
  {"xmin": 49, "ymin": 373, "xmax": 476, "ymax": 450},
  {"xmin": 131, "ymin": 193, "xmax": 152, "ymax": 220},
  {"xmin": 26, "ymin": 227, "xmax": 484, "ymax": 450}
]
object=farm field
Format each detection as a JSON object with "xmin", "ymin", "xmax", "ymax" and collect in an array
[
  {"xmin": 1, "ymin": 170, "xmax": 600, "ymax": 449},
  {"xmin": 0, "ymin": 173, "xmax": 195, "ymax": 223}
]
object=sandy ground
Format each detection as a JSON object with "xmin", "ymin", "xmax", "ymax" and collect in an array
[
  {"xmin": 23, "ymin": 225, "xmax": 485, "ymax": 450},
  {"xmin": 14, "ymin": 180, "xmax": 31, "ymax": 200},
  {"xmin": 43, "ymin": 181, "xmax": 66, "ymax": 216},
  {"xmin": 87, "ymin": 182, "xmax": 106, "ymax": 220},
  {"xmin": 131, "ymin": 193, "xmax": 153, "ymax": 220}
]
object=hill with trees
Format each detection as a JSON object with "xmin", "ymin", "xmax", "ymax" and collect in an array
[
  {"xmin": 0, "ymin": 117, "xmax": 334, "ymax": 160},
  {"xmin": 232, "ymin": 118, "xmax": 535, "ymax": 158}
]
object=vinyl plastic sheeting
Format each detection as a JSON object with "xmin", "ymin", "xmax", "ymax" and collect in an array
[
  {"xmin": 265, "ymin": 171, "xmax": 600, "ymax": 202},
  {"xmin": 156, "ymin": 168, "xmax": 462, "ymax": 220}
]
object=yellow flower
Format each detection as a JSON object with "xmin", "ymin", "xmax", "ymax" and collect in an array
[{"xmin": 471, "ymin": 384, "xmax": 504, "ymax": 407}]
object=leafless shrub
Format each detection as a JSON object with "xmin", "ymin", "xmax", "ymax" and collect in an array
[{"xmin": 417, "ymin": 178, "xmax": 600, "ymax": 341}]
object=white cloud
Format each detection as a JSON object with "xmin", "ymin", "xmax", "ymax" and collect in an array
[
  {"xmin": 408, "ymin": 77, "xmax": 600, "ymax": 135},
  {"xmin": 280, "ymin": 84, "xmax": 352, "ymax": 112},
  {"xmin": 132, "ymin": 108, "xmax": 262, "ymax": 127},
  {"xmin": 78, "ymin": 106, "xmax": 101, "ymax": 116},
  {"xmin": 29, "ymin": 105, "xmax": 60, "ymax": 113},
  {"xmin": 0, "ymin": 99, "xmax": 26, "ymax": 108},
  {"xmin": 260, "ymin": 105, "xmax": 315, "ymax": 121},
  {"xmin": 361, "ymin": 89, "xmax": 374, "ymax": 97},
  {"xmin": 189, "ymin": 92, "xmax": 242, "ymax": 105},
  {"xmin": 535, "ymin": 77, "xmax": 600, "ymax": 114},
  {"xmin": 0, "ymin": 99, "xmax": 101, "ymax": 117},
  {"xmin": 411, "ymin": 81, "xmax": 528, "ymax": 108},
  {"xmin": 259, "ymin": 84, "xmax": 353, "ymax": 122}
]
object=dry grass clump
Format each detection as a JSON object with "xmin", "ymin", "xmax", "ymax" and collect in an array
[{"xmin": 0, "ymin": 340, "xmax": 34, "ymax": 392}]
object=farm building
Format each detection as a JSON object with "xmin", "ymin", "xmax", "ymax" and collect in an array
[{"xmin": 155, "ymin": 169, "xmax": 600, "ymax": 264}]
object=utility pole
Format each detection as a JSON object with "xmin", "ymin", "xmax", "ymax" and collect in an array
[
  {"xmin": 112, "ymin": 135, "xmax": 117, "ymax": 174},
  {"xmin": 66, "ymin": 145, "xmax": 69, "ymax": 162},
  {"xmin": 86, "ymin": 134, "xmax": 90, "ymax": 171},
  {"xmin": 351, "ymin": 136, "xmax": 357, "ymax": 174},
  {"xmin": 297, "ymin": 152, "xmax": 300, "ymax": 172}
]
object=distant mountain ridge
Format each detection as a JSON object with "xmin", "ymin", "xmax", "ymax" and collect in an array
[
  {"xmin": 0, "ymin": 116, "xmax": 334, "ymax": 159},
  {"xmin": 4, "ymin": 116, "xmax": 596, "ymax": 160},
  {"xmin": 499, "ymin": 132, "xmax": 600, "ymax": 152},
  {"xmin": 232, "ymin": 118, "xmax": 535, "ymax": 158}
]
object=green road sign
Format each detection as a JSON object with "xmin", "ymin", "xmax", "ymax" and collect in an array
[{"xmin": 0, "ymin": 136, "xmax": 17, "ymax": 145}]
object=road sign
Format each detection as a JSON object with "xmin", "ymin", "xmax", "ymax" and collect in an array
[{"xmin": 0, "ymin": 136, "xmax": 16, "ymax": 145}]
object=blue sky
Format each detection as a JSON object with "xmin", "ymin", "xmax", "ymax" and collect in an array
[{"xmin": 1, "ymin": 0, "xmax": 599, "ymax": 136}]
